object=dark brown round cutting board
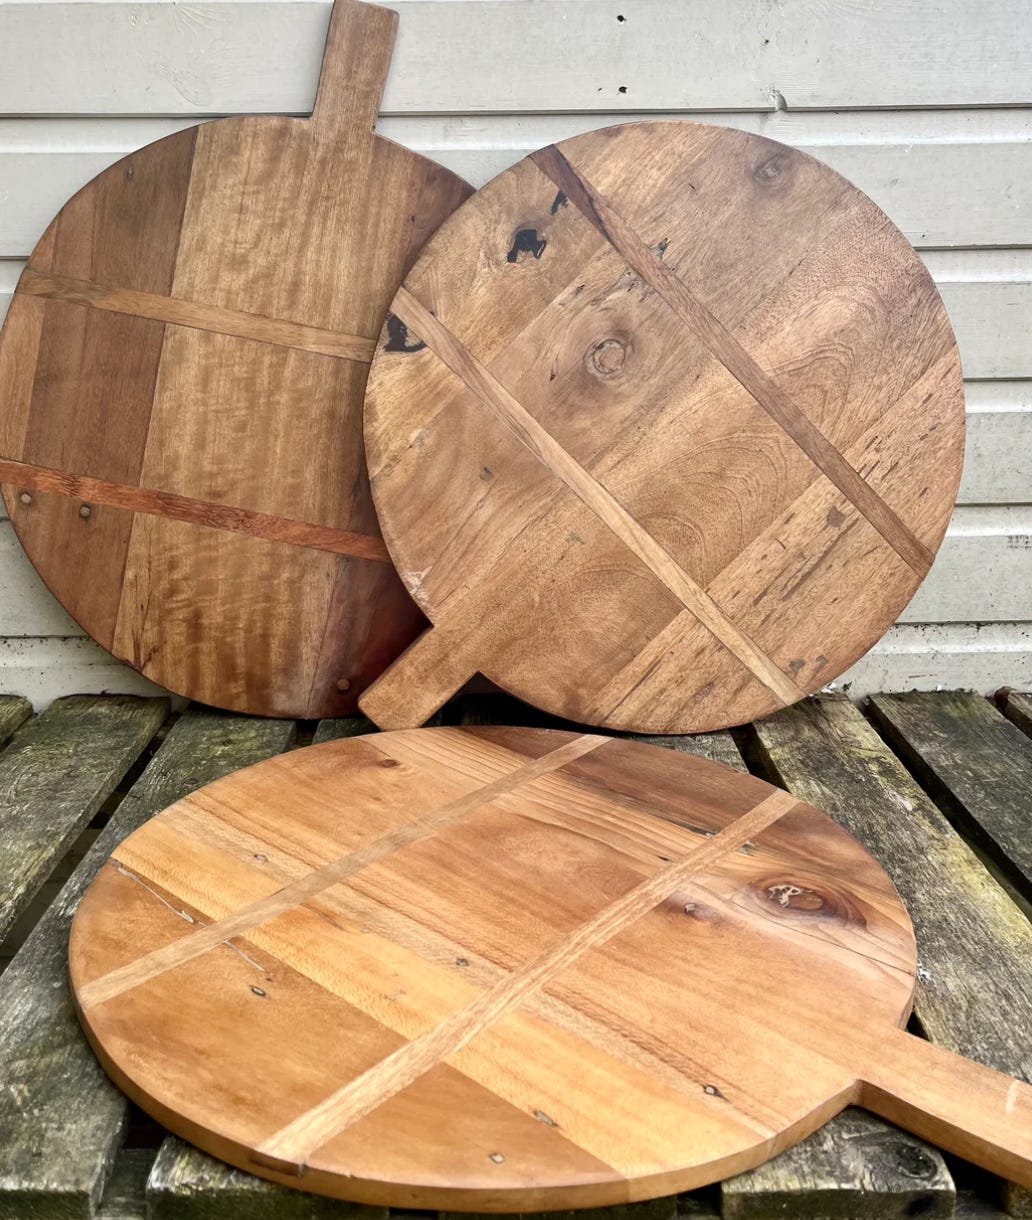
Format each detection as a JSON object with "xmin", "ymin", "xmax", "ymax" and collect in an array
[
  {"xmin": 0, "ymin": 0, "xmax": 472, "ymax": 717},
  {"xmin": 358, "ymin": 120, "xmax": 965, "ymax": 734},
  {"xmin": 70, "ymin": 727, "xmax": 1031, "ymax": 1209}
]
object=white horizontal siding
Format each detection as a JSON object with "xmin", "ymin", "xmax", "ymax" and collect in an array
[
  {"xmin": 1, "ymin": 1, "xmax": 1030, "ymax": 115},
  {"xmin": 2, "ymin": 112, "xmax": 1030, "ymax": 253},
  {"xmin": 0, "ymin": 636, "xmax": 167, "ymax": 706},
  {"xmin": 960, "ymin": 384, "xmax": 1032, "ymax": 506},
  {"xmin": 833, "ymin": 624, "xmax": 1032, "ymax": 696},
  {"xmin": 0, "ymin": 0, "xmax": 1027, "ymax": 704}
]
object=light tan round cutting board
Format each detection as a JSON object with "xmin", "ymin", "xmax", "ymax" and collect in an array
[
  {"xmin": 70, "ymin": 728, "xmax": 1031, "ymax": 1210},
  {"xmin": 0, "ymin": 0, "xmax": 472, "ymax": 717},
  {"xmin": 358, "ymin": 121, "xmax": 965, "ymax": 734}
]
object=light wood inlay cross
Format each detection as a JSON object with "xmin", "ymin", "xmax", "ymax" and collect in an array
[
  {"xmin": 0, "ymin": 458, "xmax": 391, "ymax": 562},
  {"xmin": 19, "ymin": 270, "xmax": 379, "ymax": 363},
  {"xmin": 360, "ymin": 120, "xmax": 965, "ymax": 734},
  {"xmin": 531, "ymin": 146, "xmax": 933, "ymax": 575},
  {"xmin": 390, "ymin": 287, "xmax": 805, "ymax": 707},
  {"xmin": 69, "ymin": 729, "xmax": 1032, "ymax": 1209},
  {"xmin": 256, "ymin": 787, "xmax": 800, "ymax": 1167}
]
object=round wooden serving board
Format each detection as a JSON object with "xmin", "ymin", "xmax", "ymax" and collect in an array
[
  {"xmin": 0, "ymin": 0, "xmax": 471, "ymax": 717},
  {"xmin": 70, "ymin": 727, "xmax": 1032, "ymax": 1210},
  {"xmin": 359, "ymin": 121, "xmax": 965, "ymax": 734}
]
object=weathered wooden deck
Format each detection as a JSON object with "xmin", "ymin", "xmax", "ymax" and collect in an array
[{"xmin": 1, "ymin": 690, "xmax": 1030, "ymax": 1220}]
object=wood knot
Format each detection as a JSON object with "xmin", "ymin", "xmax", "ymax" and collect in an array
[
  {"xmin": 506, "ymin": 227, "xmax": 547, "ymax": 263},
  {"xmin": 753, "ymin": 151, "xmax": 793, "ymax": 186},
  {"xmin": 586, "ymin": 337, "xmax": 630, "ymax": 378},
  {"xmin": 752, "ymin": 875, "xmax": 859, "ymax": 924}
]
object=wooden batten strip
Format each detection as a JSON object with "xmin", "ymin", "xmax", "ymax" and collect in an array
[
  {"xmin": 0, "ymin": 458, "xmax": 392, "ymax": 563},
  {"xmin": 530, "ymin": 146, "xmax": 933, "ymax": 578},
  {"xmin": 18, "ymin": 269, "xmax": 377, "ymax": 363},
  {"xmin": 390, "ymin": 287, "xmax": 805, "ymax": 707},
  {"xmin": 75, "ymin": 732, "xmax": 607, "ymax": 1011},
  {"xmin": 256, "ymin": 787, "xmax": 801, "ymax": 1168}
]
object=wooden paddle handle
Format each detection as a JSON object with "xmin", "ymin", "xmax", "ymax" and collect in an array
[
  {"xmin": 858, "ymin": 1025, "xmax": 1032, "ymax": 1189},
  {"xmin": 359, "ymin": 625, "xmax": 477, "ymax": 727},
  {"xmin": 310, "ymin": 0, "xmax": 398, "ymax": 135}
]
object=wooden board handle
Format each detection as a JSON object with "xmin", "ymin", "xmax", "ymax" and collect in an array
[
  {"xmin": 859, "ymin": 1025, "xmax": 1032, "ymax": 1189},
  {"xmin": 310, "ymin": 0, "xmax": 398, "ymax": 135},
  {"xmin": 359, "ymin": 625, "xmax": 476, "ymax": 728}
]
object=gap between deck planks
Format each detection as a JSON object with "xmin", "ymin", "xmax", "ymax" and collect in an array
[{"xmin": 0, "ymin": 693, "xmax": 1028, "ymax": 1220}]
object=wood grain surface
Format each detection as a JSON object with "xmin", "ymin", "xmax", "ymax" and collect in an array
[
  {"xmin": 359, "ymin": 121, "xmax": 965, "ymax": 733},
  {"xmin": 0, "ymin": 0, "xmax": 472, "ymax": 717},
  {"xmin": 68, "ymin": 727, "xmax": 1032, "ymax": 1209}
]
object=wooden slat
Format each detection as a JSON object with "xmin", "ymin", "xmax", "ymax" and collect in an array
[
  {"xmin": 0, "ymin": 694, "xmax": 168, "ymax": 943},
  {"xmin": 147, "ymin": 1136, "xmax": 385, "ymax": 1220},
  {"xmin": 938, "ymin": 281, "xmax": 1032, "ymax": 380},
  {"xmin": 3, "ymin": 265, "xmax": 1030, "ymax": 384},
  {"xmin": 14, "ymin": 389, "xmax": 1032, "ymax": 521},
  {"xmin": 868, "ymin": 691, "xmax": 1032, "ymax": 902},
  {"xmin": 723, "ymin": 1109, "xmax": 954, "ymax": 1220},
  {"xmin": 312, "ymin": 714, "xmax": 379, "ymax": 744},
  {"xmin": 0, "ymin": 1, "xmax": 1029, "ymax": 114},
  {"xmin": 455, "ymin": 690, "xmax": 746, "ymax": 770},
  {"xmin": 732, "ymin": 695, "xmax": 1032, "ymax": 1215},
  {"xmin": 1, "ymin": 595, "xmax": 1031, "ymax": 714},
  {"xmin": 95, "ymin": 1151, "xmax": 152, "ymax": 1220},
  {"xmin": 0, "ymin": 707, "xmax": 296, "ymax": 1220},
  {"xmin": 997, "ymin": 690, "xmax": 1032, "ymax": 739},
  {"xmin": 0, "ymin": 691, "xmax": 31, "ymax": 743}
]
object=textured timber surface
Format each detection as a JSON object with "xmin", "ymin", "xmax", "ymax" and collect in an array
[
  {"xmin": 0, "ymin": 0, "xmax": 471, "ymax": 718},
  {"xmin": 361, "ymin": 120, "xmax": 965, "ymax": 735},
  {"xmin": 0, "ymin": 691, "xmax": 1028, "ymax": 1219}
]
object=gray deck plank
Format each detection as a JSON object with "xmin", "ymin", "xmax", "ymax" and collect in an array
[
  {"xmin": 0, "ymin": 694, "xmax": 32, "ymax": 746},
  {"xmin": 996, "ymin": 691, "xmax": 1032, "ymax": 740},
  {"xmin": 0, "ymin": 708, "xmax": 296, "ymax": 1220},
  {"xmin": 0, "ymin": 695, "xmax": 168, "ymax": 945},
  {"xmin": 869, "ymin": 691, "xmax": 1032, "ymax": 902}
]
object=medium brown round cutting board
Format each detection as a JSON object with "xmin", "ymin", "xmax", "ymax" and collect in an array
[
  {"xmin": 70, "ymin": 727, "xmax": 1032, "ymax": 1209},
  {"xmin": 359, "ymin": 121, "xmax": 965, "ymax": 734},
  {"xmin": 0, "ymin": 0, "xmax": 472, "ymax": 717}
]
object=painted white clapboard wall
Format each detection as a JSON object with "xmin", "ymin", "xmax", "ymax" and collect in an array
[{"xmin": 0, "ymin": 0, "xmax": 1028, "ymax": 705}]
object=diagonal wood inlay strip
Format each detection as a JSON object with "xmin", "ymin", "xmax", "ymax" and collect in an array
[
  {"xmin": 19, "ymin": 269, "xmax": 378, "ymax": 363},
  {"xmin": 256, "ymin": 787, "xmax": 801, "ymax": 1169},
  {"xmin": 530, "ymin": 145, "xmax": 933, "ymax": 577},
  {"xmin": 76, "ymin": 733, "xmax": 606, "ymax": 1011},
  {"xmin": 0, "ymin": 457, "xmax": 391, "ymax": 562},
  {"xmin": 390, "ymin": 287, "xmax": 805, "ymax": 707}
]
